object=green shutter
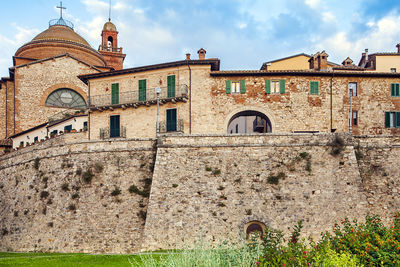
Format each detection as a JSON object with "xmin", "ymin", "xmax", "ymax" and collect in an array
[
  {"xmin": 266, "ymin": 80, "xmax": 271, "ymax": 94},
  {"xmin": 111, "ymin": 83, "xmax": 119, "ymax": 104},
  {"xmin": 391, "ymin": 84, "xmax": 394, "ymax": 96},
  {"xmin": 240, "ymin": 80, "xmax": 245, "ymax": 94},
  {"xmin": 167, "ymin": 75, "xmax": 176, "ymax": 98},
  {"xmin": 226, "ymin": 80, "xmax": 231, "ymax": 94},
  {"xmin": 396, "ymin": 84, "xmax": 400, "ymax": 96},
  {"xmin": 138, "ymin": 79, "xmax": 146, "ymax": 101},
  {"xmin": 396, "ymin": 112, "xmax": 400, "ymax": 128},
  {"xmin": 280, "ymin": 79, "xmax": 285, "ymax": 94},
  {"xmin": 315, "ymin": 81, "xmax": 319, "ymax": 94},
  {"xmin": 310, "ymin": 82, "xmax": 314, "ymax": 94},
  {"xmin": 385, "ymin": 112, "xmax": 391, "ymax": 128}
]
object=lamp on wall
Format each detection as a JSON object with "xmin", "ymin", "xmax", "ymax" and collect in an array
[{"xmin": 155, "ymin": 87, "xmax": 161, "ymax": 134}]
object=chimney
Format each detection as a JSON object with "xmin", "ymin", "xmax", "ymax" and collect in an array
[
  {"xmin": 308, "ymin": 55, "xmax": 315, "ymax": 69},
  {"xmin": 365, "ymin": 49, "xmax": 369, "ymax": 64},
  {"xmin": 197, "ymin": 48, "xmax": 206, "ymax": 60},
  {"xmin": 397, "ymin": 44, "xmax": 400, "ymax": 53},
  {"xmin": 186, "ymin": 53, "xmax": 191, "ymax": 60},
  {"xmin": 318, "ymin": 51, "xmax": 328, "ymax": 70}
]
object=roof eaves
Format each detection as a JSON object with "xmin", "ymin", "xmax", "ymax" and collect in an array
[
  {"xmin": 78, "ymin": 58, "xmax": 221, "ymax": 84},
  {"xmin": 9, "ymin": 122, "xmax": 48, "ymax": 139}
]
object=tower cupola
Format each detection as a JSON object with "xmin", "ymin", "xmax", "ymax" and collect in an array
[{"xmin": 98, "ymin": 20, "xmax": 126, "ymax": 70}]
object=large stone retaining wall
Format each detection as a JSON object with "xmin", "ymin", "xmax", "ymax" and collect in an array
[
  {"xmin": 141, "ymin": 133, "xmax": 399, "ymax": 251},
  {"xmin": 0, "ymin": 133, "xmax": 156, "ymax": 253},
  {"xmin": 0, "ymin": 133, "xmax": 399, "ymax": 253}
]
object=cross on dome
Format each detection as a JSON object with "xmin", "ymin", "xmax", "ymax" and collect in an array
[{"xmin": 56, "ymin": 1, "xmax": 66, "ymax": 18}]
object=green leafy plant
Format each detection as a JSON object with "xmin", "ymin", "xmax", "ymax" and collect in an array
[
  {"xmin": 111, "ymin": 187, "xmax": 121, "ymax": 196},
  {"xmin": 128, "ymin": 184, "xmax": 149, "ymax": 197},
  {"xmin": 267, "ymin": 172, "xmax": 286, "ymax": 185},
  {"xmin": 34, "ymin": 157, "xmax": 40, "ymax": 170},
  {"xmin": 82, "ymin": 168, "xmax": 94, "ymax": 184}
]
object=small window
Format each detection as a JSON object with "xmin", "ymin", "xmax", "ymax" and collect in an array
[
  {"xmin": 64, "ymin": 125, "xmax": 72, "ymax": 133},
  {"xmin": 19, "ymin": 141, "xmax": 24, "ymax": 147},
  {"xmin": 34, "ymin": 136, "xmax": 39, "ymax": 142},
  {"xmin": 266, "ymin": 79, "xmax": 285, "ymax": 94},
  {"xmin": 390, "ymin": 83, "xmax": 400, "ymax": 97},
  {"xmin": 349, "ymin": 82, "xmax": 357, "ymax": 96},
  {"xmin": 226, "ymin": 80, "xmax": 245, "ymax": 94},
  {"xmin": 352, "ymin": 111, "xmax": 358, "ymax": 126},
  {"xmin": 391, "ymin": 68, "xmax": 397, "ymax": 73},
  {"xmin": 232, "ymin": 81, "xmax": 240, "ymax": 93},
  {"xmin": 310, "ymin": 81, "xmax": 319, "ymax": 95},
  {"xmin": 271, "ymin": 81, "xmax": 280, "ymax": 93}
]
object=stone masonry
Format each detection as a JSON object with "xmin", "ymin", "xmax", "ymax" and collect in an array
[{"xmin": 0, "ymin": 133, "xmax": 399, "ymax": 253}]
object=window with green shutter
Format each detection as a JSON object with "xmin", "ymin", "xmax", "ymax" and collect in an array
[
  {"xmin": 167, "ymin": 75, "xmax": 176, "ymax": 98},
  {"xmin": 280, "ymin": 79, "xmax": 286, "ymax": 94},
  {"xmin": 111, "ymin": 83, "xmax": 119, "ymax": 104},
  {"xmin": 310, "ymin": 81, "xmax": 319, "ymax": 95},
  {"xmin": 265, "ymin": 80, "xmax": 271, "ymax": 94},
  {"xmin": 240, "ymin": 80, "xmax": 245, "ymax": 94},
  {"xmin": 385, "ymin": 111, "xmax": 400, "ymax": 128},
  {"xmin": 138, "ymin": 79, "xmax": 146, "ymax": 102},
  {"xmin": 226, "ymin": 80, "xmax": 231, "ymax": 94},
  {"xmin": 390, "ymin": 83, "xmax": 400, "ymax": 97}
]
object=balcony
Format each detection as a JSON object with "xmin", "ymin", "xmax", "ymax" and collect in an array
[
  {"xmin": 99, "ymin": 126, "xmax": 126, "ymax": 139},
  {"xmin": 89, "ymin": 84, "xmax": 188, "ymax": 111},
  {"xmin": 159, "ymin": 119, "xmax": 184, "ymax": 133},
  {"xmin": 98, "ymin": 45, "xmax": 123, "ymax": 53}
]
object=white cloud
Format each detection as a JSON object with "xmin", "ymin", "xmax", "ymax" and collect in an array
[
  {"xmin": 322, "ymin": 12, "xmax": 335, "ymax": 23},
  {"xmin": 237, "ymin": 23, "xmax": 247, "ymax": 29},
  {"xmin": 316, "ymin": 14, "xmax": 400, "ymax": 64},
  {"xmin": 305, "ymin": 0, "xmax": 321, "ymax": 9}
]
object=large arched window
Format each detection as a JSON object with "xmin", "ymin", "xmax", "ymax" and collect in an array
[
  {"xmin": 45, "ymin": 88, "xmax": 86, "ymax": 109},
  {"xmin": 227, "ymin": 110, "xmax": 272, "ymax": 134}
]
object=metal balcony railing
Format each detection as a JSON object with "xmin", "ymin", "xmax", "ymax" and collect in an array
[
  {"xmin": 159, "ymin": 119, "xmax": 184, "ymax": 133},
  {"xmin": 89, "ymin": 84, "xmax": 188, "ymax": 108},
  {"xmin": 99, "ymin": 126, "xmax": 126, "ymax": 139},
  {"xmin": 98, "ymin": 45, "xmax": 123, "ymax": 53}
]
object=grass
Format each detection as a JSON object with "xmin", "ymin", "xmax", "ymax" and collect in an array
[{"xmin": 0, "ymin": 252, "xmax": 153, "ymax": 267}]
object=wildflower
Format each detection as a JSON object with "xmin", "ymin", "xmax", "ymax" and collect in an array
[
  {"xmin": 282, "ymin": 264, "xmax": 286, "ymax": 267},
  {"xmin": 256, "ymin": 262, "xmax": 260, "ymax": 266}
]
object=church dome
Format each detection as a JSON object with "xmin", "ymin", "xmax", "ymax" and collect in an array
[
  {"xmin": 15, "ymin": 19, "xmax": 107, "ymax": 67},
  {"xmin": 103, "ymin": 21, "xmax": 117, "ymax": 32}
]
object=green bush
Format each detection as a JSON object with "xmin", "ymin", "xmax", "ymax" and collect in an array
[
  {"xmin": 82, "ymin": 168, "xmax": 94, "ymax": 184},
  {"xmin": 128, "ymin": 184, "xmax": 149, "ymax": 197},
  {"xmin": 267, "ymin": 172, "xmax": 286, "ymax": 185},
  {"xmin": 111, "ymin": 187, "xmax": 121, "ymax": 196}
]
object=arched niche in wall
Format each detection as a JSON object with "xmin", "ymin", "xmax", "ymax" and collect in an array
[
  {"xmin": 244, "ymin": 221, "xmax": 267, "ymax": 240},
  {"xmin": 45, "ymin": 88, "xmax": 86, "ymax": 109},
  {"xmin": 227, "ymin": 110, "xmax": 272, "ymax": 134}
]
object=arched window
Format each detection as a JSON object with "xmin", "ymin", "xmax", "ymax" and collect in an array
[
  {"xmin": 45, "ymin": 88, "xmax": 86, "ymax": 109},
  {"xmin": 107, "ymin": 36, "xmax": 113, "ymax": 47},
  {"xmin": 228, "ymin": 110, "xmax": 272, "ymax": 134}
]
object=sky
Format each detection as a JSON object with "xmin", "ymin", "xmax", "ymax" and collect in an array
[{"xmin": 1, "ymin": 0, "xmax": 400, "ymax": 77}]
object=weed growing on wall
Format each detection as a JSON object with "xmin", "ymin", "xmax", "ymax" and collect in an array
[
  {"xmin": 267, "ymin": 172, "xmax": 286, "ymax": 185},
  {"xmin": 33, "ymin": 158, "xmax": 40, "ymax": 170},
  {"xmin": 330, "ymin": 135, "xmax": 345, "ymax": 156},
  {"xmin": 82, "ymin": 168, "xmax": 94, "ymax": 184}
]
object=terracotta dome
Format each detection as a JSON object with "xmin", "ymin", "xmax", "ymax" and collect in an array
[
  {"xmin": 103, "ymin": 21, "xmax": 117, "ymax": 32},
  {"xmin": 15, "ymin": 22, "xmax": 107, "ymax": 67}
]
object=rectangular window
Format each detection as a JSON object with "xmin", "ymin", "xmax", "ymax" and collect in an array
[
  {"xmin": 83, "ymin": 121, "xmax": 88, "ymax": 129},
  {"xmin": 111, "ymin": 83, "xmax": 119, "ymax": 105},
  {"xmin": 138, "ymin": 79, "xmax": 147, "ymax": 101},
  {"xmin": 51, "ymin": 130, "xmax": 58, "ymax": 135},
  {"xmin": 34, "ymin": 136, "xmax": 39, "ymax": 142},
  {"xmin": 390, "ymin": 83, "xmax": 400, "ymax": 97},
  {"xmin": 391, "ymin": 68, "xmax": 397, "ymax": 73},
  {"xmin": 266, "ymin": 79, "xmax": 285, "ymax": 94},
  {"xmin": 352, "ymin": 111, "xmax": 358, "ymax": 126},
  {"xmin": 110, "ymin": 115, "xmax": 120, "ymax": 137},
  {"xmin": 232, "ymin": 81, "xmax": 240, "ymax": 93},
  {"xmin": 385, "ymin": 112, "xmax": 400, "ymax": 128},
  {"xmin": 64, "ymin": 125, "xmax": 72, "ymax": 133},
  {"xmin": 349, "ymin": 82, "xmax": 357, "ymax": 96},
  {"xmin": 166, "ymin": 109, "xmax": 177, "ymax": 132},
  {"xmin": 167, "ymin": 75, "xmax": 176, "ymax": 98},
  {"xmin": 310, "ymin": 81, "xmax": 319, "ymax": 95}
]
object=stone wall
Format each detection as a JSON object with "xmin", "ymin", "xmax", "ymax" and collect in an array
[
  {"xmin": 141, "ymin": 133, "xmax": 399, "ymax": 251},
  {"xmin": 0, "ymin": 133, "xmax": 156, "ymax": 253},
  {"xmin": 0, "ymin": 85, "xmax": 5, "ymax": 139},
  {"xmin": 0, "ymin": 133, "xmax": 399, "ymax": 253}
]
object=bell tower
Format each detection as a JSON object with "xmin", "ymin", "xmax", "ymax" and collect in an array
[{"xmin": 98, "ymin": 19, "xmax": 126, "ymax": 70}]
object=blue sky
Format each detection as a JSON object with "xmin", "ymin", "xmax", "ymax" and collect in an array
[{"xmin": 1, "ymin": 0, "xmax": 400, "ymax": 77}]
